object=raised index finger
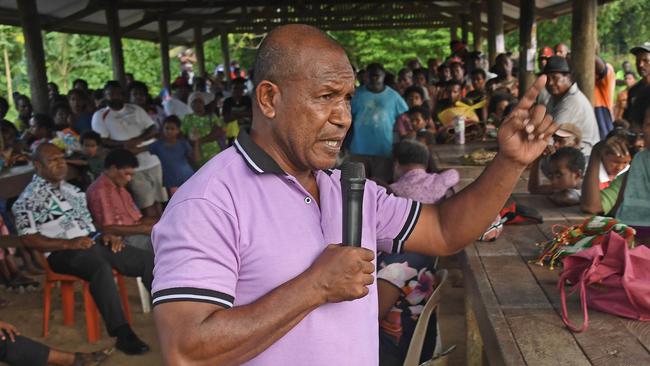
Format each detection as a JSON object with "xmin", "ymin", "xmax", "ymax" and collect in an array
[{"xmin": 515, "ymin": 75, "xmax": 547, "ymax": 112}]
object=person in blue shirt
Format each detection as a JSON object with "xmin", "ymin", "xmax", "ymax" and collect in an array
[
  {"xmin": 348, "ymin": 63, "xmax": 408, "ymax": 182},
  {"xmin": 147, "ymin": 115, "xmax": 199, "ymax": 196}
]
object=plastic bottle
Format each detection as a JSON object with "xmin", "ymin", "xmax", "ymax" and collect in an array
[{"xmin": 454, "ymin": 116, "xmax": 466, "ymax": 145}]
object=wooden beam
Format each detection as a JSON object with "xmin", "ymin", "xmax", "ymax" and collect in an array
[
  {"xmin": 472, "ymin": 2, "xmax": 483, "ymax": 52},
  {"xmin": 105, "ymin": 1, "xmax": 126, "ymax": 86},
  {"xmin": 45, "ymin": 2, "xmax": 100, "ymax": 31},
  {"xmin": 220, "ymin": 30, "xmax": 231, "ymax": 82},
  {"xmin": 571, "ymin": 0, "xmax": 597, "ymax": 103},
  {"xmin": 518, "ymin": 0, "xmax": 536, "ymax": 96},
  {"xmin": 227, "ymin": 20, "xmax": 452, "ymax": 33},
  {"xmin": 194, "ymin": 24, "xmax": 206, "ymax": 77},
  {"xmin": 159, "ymin": 15, "xmax": 171, "ymax": 89},
  {"xmin": 117, "ymin": 0, "xmax": 451, "ymax": 10},
  {"xmin": 487, "ymin": 0, "xmax": 504, "ymax": 65},
  {"xmin": 122, "ymin": 13, "xmax": 157, "ymax": 35},
  {"xmin": 16, "ymin": 0, "xmax": 48, "ymax": 114}
]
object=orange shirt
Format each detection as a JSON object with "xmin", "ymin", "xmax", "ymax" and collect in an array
[{"xmin": 594, "ymin": 64, "xmax": 615, "ymax": 110}]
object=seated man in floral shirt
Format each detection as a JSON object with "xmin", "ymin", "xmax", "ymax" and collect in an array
[{"xmin": 12, "ymin": 143, "xmax": 153, "ymax": 356}]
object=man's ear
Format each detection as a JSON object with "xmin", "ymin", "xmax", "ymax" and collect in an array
[{"xmin": 255, "ymin": 80, "xmax": 280, "ymax": 119}]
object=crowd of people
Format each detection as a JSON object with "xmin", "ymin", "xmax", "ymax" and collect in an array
[
  {"xmin": 0, "ymin": 67, "xmax": 251, "ymax": 364},
  {"xmin": 0, "ymin": 22, "xmax": 648, "ymax": 365}
]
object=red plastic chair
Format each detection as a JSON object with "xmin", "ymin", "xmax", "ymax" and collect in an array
[{"xmin": 42, "ymin": 262, "xmax": 132, "ymax": 343}]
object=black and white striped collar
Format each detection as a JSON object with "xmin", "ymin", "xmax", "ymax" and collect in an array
[
  {"xmin": 234, "ymin": 131, "xmax": 334, "ymax": 176},
  {"xmin": 234, "ymin": 131, "xmax": 287, "ymax": 175}
]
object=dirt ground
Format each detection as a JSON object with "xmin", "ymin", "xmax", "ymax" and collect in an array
[
  {"xmin": 0, "ymin": 277, "xmax": 162, "ymax": 366},
  {"xmin": 0, "ymin": 257, "xmax": 467, "ymax": 366}
]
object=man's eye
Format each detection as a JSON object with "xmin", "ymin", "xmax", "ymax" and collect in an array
[{"xmin": 320, "ymin": 94, "xmax": 333, "ymax": 100}]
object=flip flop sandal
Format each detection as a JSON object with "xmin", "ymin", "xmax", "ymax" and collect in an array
[{"xmin": 73, "ymin": 347, "xmax": 114, "ymax": 366}]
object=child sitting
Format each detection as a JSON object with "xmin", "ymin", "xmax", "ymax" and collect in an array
[
  {"xmin": 66, "ymin": 131, "xmax": 105, "ymax": 188},
  {"xmin": 598, "ymin": 142, "xmax": 631, "ymax": 189},
  {"xmin": 394, "ymin": 86, "xmax": 435, "ymax": 140},
  {"xmin": 581, "ymin": 101, "xmax": 650, "ymax": 245},
  {"xmin": 26, "ymin": 114, "xmax": 55, "ymax": 152},
  {"xmin": 528, "ymin": 146, "xmax": 586, "ymax": 206},
  {"xmin": 148, "ymin": 115, "xmax": 200, "ymax": 195},
  {"xmin": 390, "ymin": 140, "xmax": 459, "ymax": 204}
]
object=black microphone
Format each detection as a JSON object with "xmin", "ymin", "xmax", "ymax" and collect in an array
[{"xmin": 341, "ymin": 161, "xmax": 366, "ymax": 247}]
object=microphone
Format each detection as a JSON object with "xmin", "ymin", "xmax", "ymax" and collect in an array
[{"xmin": 341, "ymin": 161, "xmax": 366, "ymax": 247}]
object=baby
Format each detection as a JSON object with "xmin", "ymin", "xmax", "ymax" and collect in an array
[{"xmin": 529, "ymin": 147, "xmax": 586, "ymax": 206}]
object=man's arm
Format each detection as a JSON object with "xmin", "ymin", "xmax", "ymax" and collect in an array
[
  {"xmin": 124, "ymin": 125, "xmax": 158, "ymax": 149},
  {"xmin": 403, "ymin": 76, "xmax": 560, "ymax": 257},
  {"xmin": 96, "ymin": 222, "xmax": 153, "ymax": 237},
  {"xmin": 528, "ymin": 153, "xmax": 554, "ymax": 194},
  {"xmin": 20, "ymin": 234, "xmax": 94, "ymax": 252},
  {"xmin": 154, "ymin": 244, "xmax": 374, "ymax": 365}
]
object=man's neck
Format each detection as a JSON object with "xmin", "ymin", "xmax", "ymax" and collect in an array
[
  {"xmin": 367, "ymin": 85, "xmax": 385, "ymax": 93},
  {"xmin": 249, "ymin": 129, "xmax": 313, "ymax": 184},
  {"xmin": 38, "ymin": 175, "xmax": 61, "ymax": 187}
]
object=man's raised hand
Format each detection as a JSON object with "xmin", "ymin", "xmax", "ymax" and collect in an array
[{"xmin": 497, "ymin": 75, "xmax": 560, "ymax": 167}]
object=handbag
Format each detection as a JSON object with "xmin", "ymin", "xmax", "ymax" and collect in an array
[{"xmin": 558, "ymin": 231, "xmax": 650, "ymax": 333}]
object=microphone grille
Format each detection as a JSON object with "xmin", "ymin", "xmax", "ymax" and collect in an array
[{"xmin": 340, "ymin": 161, "xmax": 366, "ymax": 180}]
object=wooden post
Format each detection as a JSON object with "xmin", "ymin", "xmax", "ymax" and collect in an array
[
  {"xmin": 194, "ymin": 24, "xmax": 206, "ymax": 77},
  {"xmin": 472, "ymin": 3, "xmax": 483, "ymax": 52},
  {"xmin": 220, "ymin": 30, "xmax": 231, "ymax": 82},
  {"xmin": 571, "ymin": 0, "xmax": 597, "ymax": 103},
  {"xmin": 450, "ymin": 22, "xmax": 458, "ymax": 42},
  {"xmin": 158, "ymin": 15, "xmax": 171, "ymax": 89},
  {"xmin": 487, "ymin": 0, "xmax": 504, "ymax": 66},
  {"xmin": 518, "ymin": 0, "xmax": 536, "ymax": 96},
  {"xmin": 16, "ymin": 0, "xmax": 48, "ymax": 114},
  {"xmin": 105, "ymin": 1, "xmax": 126, "ymax": 86},
  {"xmin": 461, "ymin": 15, "xmax": 469, "ymax": 45}
]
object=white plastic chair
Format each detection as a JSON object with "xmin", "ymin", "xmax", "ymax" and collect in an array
[{"xmin": 403, "ymin": 269, "xmax": 451, "ymax": 366}]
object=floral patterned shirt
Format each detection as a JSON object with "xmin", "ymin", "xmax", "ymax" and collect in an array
[
  {"xmin": 12, "ymin": 175, "xmax": 96, "ymax": 241},
  {"xmin": 378, "ymin": 252, "xmax": 437, "ymax": 358},
  {"xmin": 181, "ymin": 113, "xmax": 224, "ymax": 165}
]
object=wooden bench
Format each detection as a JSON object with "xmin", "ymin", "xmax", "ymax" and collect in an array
[{"xmin": 432, "ymin": 142, "xmax": 650, "ymax": 365}]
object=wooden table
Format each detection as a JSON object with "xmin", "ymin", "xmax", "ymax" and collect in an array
[
  {"xmin": 432, "ymin": 142, "xmax": 650, "ymax": 366},
  {"xmin": 0, "ymin": 163, "xmax": 34, "ymax": 199}
]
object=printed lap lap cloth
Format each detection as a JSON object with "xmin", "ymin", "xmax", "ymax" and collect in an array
[{"xmin": 533, "ymin": 216, "xmax": 636, "ymax": 270}]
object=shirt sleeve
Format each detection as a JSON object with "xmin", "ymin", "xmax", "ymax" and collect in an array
[
  {"xmin": 601, "ymin": 173, "xmax": 624, "ymax": 214},
  {"xmin": 86, "ymin": 185, "xmax": 110, "ymax": 227},
  {"xmin": 11, "ymin": 199, "xmax": 38, "ymax": 236},
  {"xmin": 135, "ymin": 105, "xmax": 155, "ymax": 130},
  {"xmin": 396, "ymin": 93, "xmax": 409, "ymax": 117},
  {"xmin": 151, "ymin": 198, "xmax": 239, "ymax": 308},
  {"xmin": 91, "ymin": 110, "xmax": 109, "ymax": 138},
  {"xmin": 374, "ymin": 184, "xmax": 422, "ymax": 254}
]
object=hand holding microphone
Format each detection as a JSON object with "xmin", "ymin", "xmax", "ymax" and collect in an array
[{"xmin": 306, "ymin": 162, "xmax": 372, "ymax": 304}]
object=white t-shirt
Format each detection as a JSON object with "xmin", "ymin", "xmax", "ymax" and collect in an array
[
  {"xmin": 91, "ymin": 103, "xmax": 160, "ymax": 170},
  {"xmin": 163, "ymin": 98, "xmax": 192, "ymax": 118}
]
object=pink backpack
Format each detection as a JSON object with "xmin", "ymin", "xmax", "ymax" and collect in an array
[{"xmin": 558, "ymin": 231, "xmax": 650, "ymax": 332}]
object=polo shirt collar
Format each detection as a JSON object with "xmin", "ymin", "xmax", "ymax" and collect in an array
[
  {"xmin": 234, "ymin": 131, "xmax": 334, "ymax": 176},
  {"xmin": 234, "ymin": 131, "xmax": 286, "ymax": 175}
]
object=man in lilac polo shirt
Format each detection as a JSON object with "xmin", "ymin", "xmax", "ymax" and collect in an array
[{"xmin": 152, "ymin": 24, "xmax": 559, "ymax": 365}]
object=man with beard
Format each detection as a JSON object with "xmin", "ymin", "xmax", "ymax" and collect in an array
[{"xmin": 91, "ymin": 81, "xmax": 167, "ymax": 217}]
